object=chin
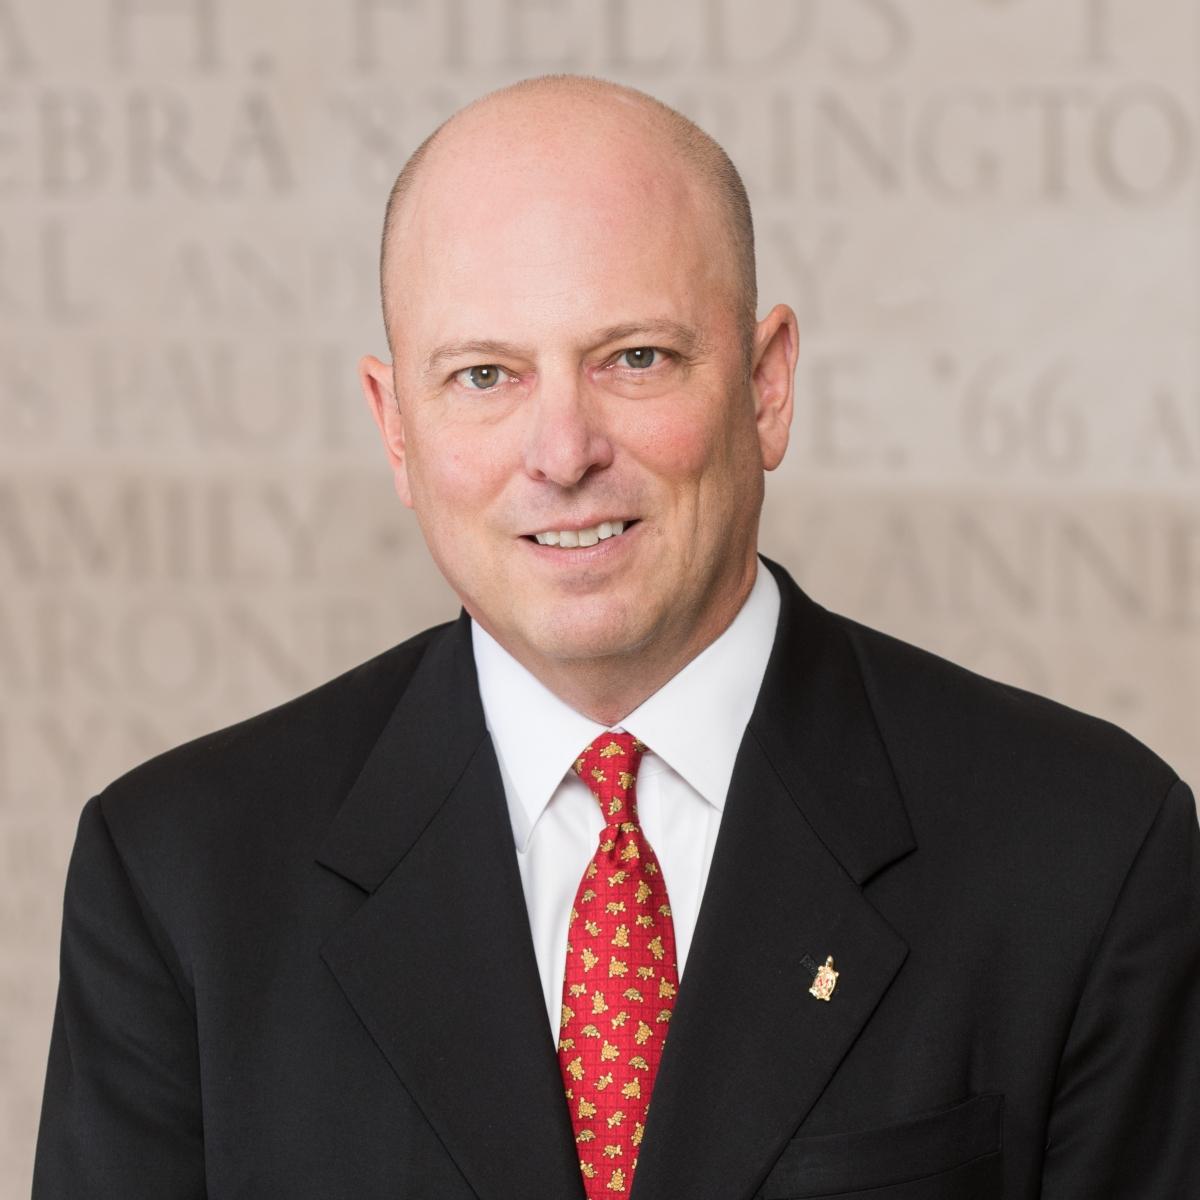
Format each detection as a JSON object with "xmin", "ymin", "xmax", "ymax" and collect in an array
[{"xmin": 527, "ymin": 596, "xmax": 658, "ymax": 666}]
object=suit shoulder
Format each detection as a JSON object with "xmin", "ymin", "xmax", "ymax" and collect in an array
[
  {"xmin": 834, "ymin": 611, "xmax": 1180, "ymax": 833},
  {"xmin": 94, "ymin": 618, "xmax": 454, "ymax": 846}
]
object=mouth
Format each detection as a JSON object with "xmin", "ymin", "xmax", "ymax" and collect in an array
[{"xmin": 522, "ymin": 518, "xmax": 641, "ymax": 548}]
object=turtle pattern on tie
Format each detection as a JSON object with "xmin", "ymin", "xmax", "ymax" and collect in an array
[{"xmin": 557, "ymin": 732, "xmax": 680, "ymax": 1198}]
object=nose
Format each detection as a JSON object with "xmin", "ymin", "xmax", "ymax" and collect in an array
[{"xmin": 522, "ymin": 369, "xmax": 614, "ymax": 487}]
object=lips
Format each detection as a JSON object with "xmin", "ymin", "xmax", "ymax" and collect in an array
[{"xmin": 524, "ymin": 519, "xmax": 640, "ymax": 548}]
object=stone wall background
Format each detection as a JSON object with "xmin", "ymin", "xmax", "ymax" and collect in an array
[{"xmin": 2, "ymin": 0, "xmax": 1197, "ymax": 1189}]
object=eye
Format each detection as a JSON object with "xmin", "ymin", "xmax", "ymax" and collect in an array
[
  {"xmin": 615, "ymin": 347, "xmax": 664, "ymax": 370},
  {"xmin": 454, "ymin": 364, "xmax": 510, "ymax": 390}
]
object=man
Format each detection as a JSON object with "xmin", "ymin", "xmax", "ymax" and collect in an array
[{"xmin": 34, "ymin": 74, "xmax": 1199, "ymax": 1199}]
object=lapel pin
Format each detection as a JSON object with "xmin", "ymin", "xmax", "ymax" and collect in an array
[{"xmin": 808, "ymin": 956, "xmax": 839, "ymax": 1002}]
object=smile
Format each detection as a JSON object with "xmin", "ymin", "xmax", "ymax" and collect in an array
[{"xmin": 529, "ymin": 519, "xmax": 638, "ymax": 548}]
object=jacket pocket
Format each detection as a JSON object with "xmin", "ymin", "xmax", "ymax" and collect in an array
[{"xmin": 758, "ymin": 1092, "xmax": 1003, "ymax": 1199}]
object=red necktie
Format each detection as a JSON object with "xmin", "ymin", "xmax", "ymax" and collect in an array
[{"xmin": 557, "ymin": 732, "xmax": 680, "ymax": 1198}]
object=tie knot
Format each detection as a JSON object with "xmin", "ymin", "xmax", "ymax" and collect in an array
[{"xmin": 572, "ymin": 732, "xmax": 647, "ymax": 825}]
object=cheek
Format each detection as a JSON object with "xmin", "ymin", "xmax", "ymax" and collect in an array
[
  {"xmin": 634, "ymin": 395, "xmax": 746, "ymax": 498},
  {"xmin": 648, "ymin": 424, "xmax": 709, "ymax": 479},
  {"xmin": 409, "ymin": 423, "xmax": 507, "ymax": 515},
  {"xmin": 633, "ymin": 396, "xmax": 711, "ymax": 476}
]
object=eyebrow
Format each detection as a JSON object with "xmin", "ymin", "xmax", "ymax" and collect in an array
[{"xmin": 421, "ymin": 319, "xmax": 706, "ymax": 378}]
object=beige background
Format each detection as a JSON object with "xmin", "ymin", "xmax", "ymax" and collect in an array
[{"xmin": 3, "ymin": 0, "xmax": 1198, "ymax": 1190}]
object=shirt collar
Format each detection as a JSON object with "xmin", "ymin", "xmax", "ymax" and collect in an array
[{"xmin": 472, "ymin": 557, "xmax": 781, "ymax": 851}]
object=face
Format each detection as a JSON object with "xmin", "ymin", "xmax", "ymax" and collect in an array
[{"xmin": 361, "ymin": 104, "xmax": 797, "ymax": 691}]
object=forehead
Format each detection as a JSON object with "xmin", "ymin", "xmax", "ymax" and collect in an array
[{"xmin": 386, "ymin": 107, "xmax": 734, "ymax": 362}]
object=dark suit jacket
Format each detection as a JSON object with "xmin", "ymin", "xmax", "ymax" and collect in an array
[{"xmin": 33, "ymin": 557, "xmax": 1200, "ymax": 1199}]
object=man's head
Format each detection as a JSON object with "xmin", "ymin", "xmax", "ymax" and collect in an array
[
  {"xmin": 379, "ymin": 76, "xmax": 760, "ymax": 369},
  {"xmin": 360, "ymin": 74, "xmax": 797, "ymax": 719}
]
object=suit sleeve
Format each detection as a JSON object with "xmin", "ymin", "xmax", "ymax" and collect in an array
[
  {"xmin": 33, "ymin": 794, "xmax": 207, "ymax": 1199},
  {"xmin": 1041, "ymin": 775, "xmax": 1200, "ymax": 1197}
]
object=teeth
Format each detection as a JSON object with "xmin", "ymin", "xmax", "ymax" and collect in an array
[{"xmin": 534, "ymin": 520, "xmax": 629, "ymax": 547}]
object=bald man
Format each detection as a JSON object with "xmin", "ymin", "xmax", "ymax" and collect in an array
[{"xmin": 34, "ymin": 75, "xmax": 1200, "ymax": 1200}]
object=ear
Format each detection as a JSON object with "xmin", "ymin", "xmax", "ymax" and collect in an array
[
  {"xmin": 359, "ymin": 354, "xmax": 413, "ymax": 508},
  {"xmin": 749, "ymin": 304, "xmax": 798, "ymax": 471}
]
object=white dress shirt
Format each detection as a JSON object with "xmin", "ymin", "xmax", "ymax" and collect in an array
[{"xmin": 471, "ymin": 557, "xmax": 781, "ymax": 1038}]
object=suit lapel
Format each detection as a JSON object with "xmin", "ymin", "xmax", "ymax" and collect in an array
[
  {"xmin": 630, "ymin": 559, "xmax": 916, "ymax": 1200},
  {"xmin": 316, "ymin": 615, "xmax": 585, "ymax": 1200}
]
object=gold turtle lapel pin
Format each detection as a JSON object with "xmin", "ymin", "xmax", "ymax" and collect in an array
[{"xmin": 806, "ymin": 955, "xmax": 839, "ymax": 1002}]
